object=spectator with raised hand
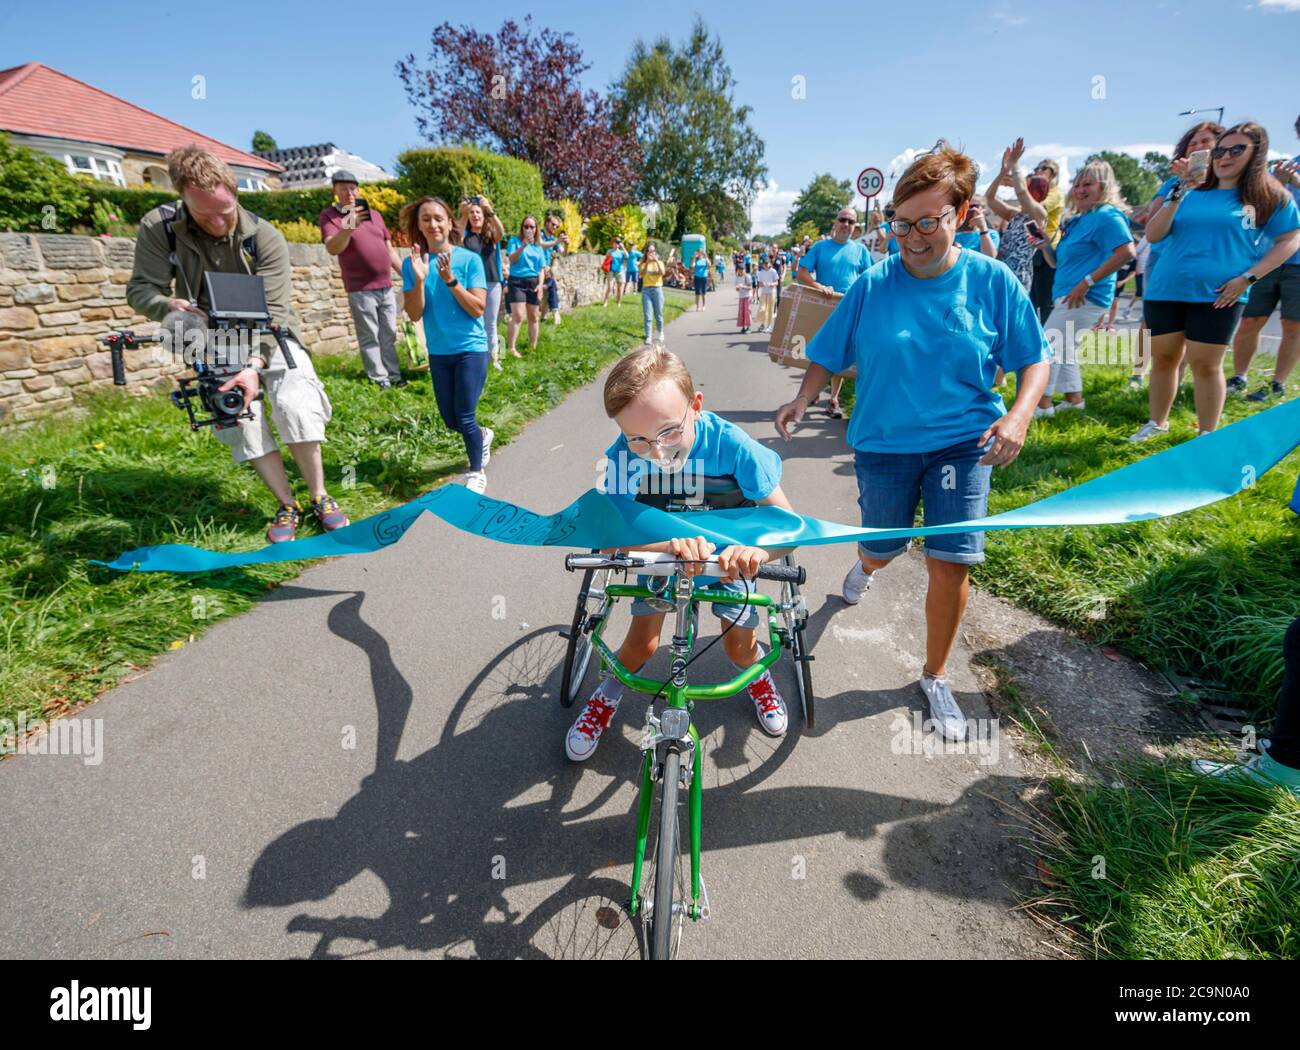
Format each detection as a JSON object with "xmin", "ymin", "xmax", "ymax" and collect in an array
[
  {"xmin": 1027, "ymin": 157, "xmax": 1065, "ymax": 325},
  {"xmin": 400, "ymin": 197, "xmax": 492, "ymax": 494},
  {"xmin": 1034, "ymin": 159, "xmax": 1135, "ymax": 417},
  {"xmin": 538, "ymin": 211, "xmax": 570, "ymax": 328},
  {"xmin": 1229, "ymin": 117, "xmax": 1300, "ymax": 403},
  {"xmin": 602, "ymin": 236, "xmax": 627, "ymax": 307},
  {"xmin": 504, "ymin": 215, "xmax": 547, "ymax": 358},
  {"xmin": 320, "ymin": 171, "xmax": 406, "ymax": 390},
  {"xmin": 1132, "ymin": 122, "xmax": 1300, "ymax": 441},
  {"xmin": 797, "ymin": 205, "xmax": 874, "ymax": 419},
  {"xmin": 457, "ymin": 194, "xmax": 505, "ymax": 371},
  {"xmin": 953, "ymin": 198, "xmax": 999, "ymax": 257},
  {"xmin": 774, "ymin": 146, "xmax": 1049, "ymax": 743},
  {"xmin": 691, "ymin": 247, "xmax": 711, "ymax": 310},
  {"xmin": 985, "ymin": 138, "xmax": 1050, "ymax": 291}
]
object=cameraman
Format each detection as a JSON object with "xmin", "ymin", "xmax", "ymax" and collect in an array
[{"xmin": 126, "ymin": 146, "xmax": 349, "ymax": 544}]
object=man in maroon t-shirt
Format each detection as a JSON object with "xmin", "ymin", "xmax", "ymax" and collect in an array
[{"xmin": 320, "ymin": 170, "xmax": 405, "ymax": 388}]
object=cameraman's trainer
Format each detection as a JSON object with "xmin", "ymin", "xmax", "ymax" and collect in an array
[{"xmin": 126, "ymin": 146, "xmax": 349, "ymax": 543}]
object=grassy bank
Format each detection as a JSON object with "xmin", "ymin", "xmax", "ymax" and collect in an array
[{"xmin": 0, "ymin": 294, "xmax": 687, "ymax": 735}]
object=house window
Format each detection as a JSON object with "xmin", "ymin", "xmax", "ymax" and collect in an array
[
  {"xmin": 236, "ymin": 174, "xmax": 267, "ymax": 192},
  {"xmin": 64, "ymin": 153, "xmax": 125, "ymax": 186}
]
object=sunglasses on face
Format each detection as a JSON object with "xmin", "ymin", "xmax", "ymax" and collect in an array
[
  {"xmin": 1212, "ymin": 143, "xmax": 1250, "ymax": 159},
  {"xmin": 835, "ymin": 217, "xmax": 855, "ymax": 225}
]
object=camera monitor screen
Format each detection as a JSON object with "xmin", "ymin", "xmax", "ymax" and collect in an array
[{"xmin": 204, "ymin": 272, "xmax": 270, "ymax": 322}]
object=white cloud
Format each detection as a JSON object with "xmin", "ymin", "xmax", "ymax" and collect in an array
[
  {"xmin": 1258, "ymin": 0, "xmax": 1300, "ymax": 11},
  {"xmin": 751, "ymin": 179, "xmax": 800, "ymax": 236}
]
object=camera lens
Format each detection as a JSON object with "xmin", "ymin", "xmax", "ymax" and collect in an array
[{"xmin": 218, "ymin": 390, "xmax": 245, "ymax": 415}]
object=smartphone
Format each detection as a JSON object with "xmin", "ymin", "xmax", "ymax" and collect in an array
[
  {"xmin": 1025, "ymin": 220, "xmax": 1045, "ymax": 241},
  {"xmin": 1187, "ymin": 149, "xmax": 1210, "ymax": 185}
]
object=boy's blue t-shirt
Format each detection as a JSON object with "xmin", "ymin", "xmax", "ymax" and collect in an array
[
  {"xmin": 1050, "ymin": 204, "xmax": 1133, "ymax": 307},
  {"xmin": 806, "ymin": 250, "xmax": 1049, "ymax": 454},
  {"xmin": 799, "ymin": 238, "xmax": 872, "ymax": 293},
  {"xmin": 1145, "ymin": 188, "xmax": 1300, "ymax": 303},
  {"xmin": 602, "ymin": 408, "xmax": 781, "ymax": 504},
  {"xmin": 506, "ymin": 236, "xmax": 548, "ymax": 279},
  {"xmin": 627, "ymin": 248, "xmax": 643, "ymax": 274},
  {"xmin": 400, "ymin": 247, "xmax": 488, "ymax": 355}
]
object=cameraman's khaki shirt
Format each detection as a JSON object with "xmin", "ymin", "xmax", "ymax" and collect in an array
[{"xmin": 126, "ymin": 202, "xmax": 305, "ymax": 346}]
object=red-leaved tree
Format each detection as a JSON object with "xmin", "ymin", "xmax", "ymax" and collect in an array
[{"xmin": 396, "ymin": 18, "xmax": 641, "ymax": 215}]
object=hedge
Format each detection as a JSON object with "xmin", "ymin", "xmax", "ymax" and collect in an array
[
  {"xmin": 394, "ymin": 147, "xmax": 545, "ymax": 238},
  {"xmin": 82, "ymin": 182, "xmax": 405, "ymax": 229}
]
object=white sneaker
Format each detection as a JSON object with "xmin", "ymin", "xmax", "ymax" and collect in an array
[
  {"xmin": 553, "ymin": 314, "xmax": 561, "ymax": 326},
  {"xmin": 1033, "ymin": 405, "xmax": 1056, "ymax": 419},
  {"xmin": 841, "ymin": 561, "xmax": 874, "ymax": 605},
  {"xmin": 481, "ymin": 427, "xmax": 494, "ymax": 468},
  {"xmin": 565, "ymin": 693, "xmax": 621, "ymax": 761},
  {"xmin": 462, "ymin": 470, "xmax": 487, "ymax": 494},
  {"xmin": 747, "ymin": 673, "xmax": 788, "ymax": 736},
  {"xmin": 1057, "ymin": 399, "xmax": 1085, "ymax": 412},
  {"xmin": 919, "ymin": 675, "xmax": 967, "ymax": 742},
  {"xmin": 1128, "ymin": 420, "xmax": 1169, "ymax": 443}
]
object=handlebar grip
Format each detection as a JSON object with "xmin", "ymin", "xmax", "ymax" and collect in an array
[
  {"xmin": 109, "ymin": 342, "xmax": 126, "ymax": 386},
  {"xmin": 757, "ymin": 563, "xmax": 805, "ymax": 585}
]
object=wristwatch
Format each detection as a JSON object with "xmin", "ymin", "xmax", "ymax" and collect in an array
[
  {"xmin": 446, "ymin": 278, "xmax": 459, "ymax": 289},
  {"xmin": 1245, "ymin": 272, "xmax": 1259, "ymax": 286},
  {"xmin": 1083, "ymin": 274, "xmax": 1095, "ymax": 288}
]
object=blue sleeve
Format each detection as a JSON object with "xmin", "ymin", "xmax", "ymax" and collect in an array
[
  {"xmin": 459, "ymin": 250, "xmax": 486, "ymax": 291},
  {"xmin": 805, "ymin": 277, "xmax": 864, "ymax": 375},
  {"xmin": 726, "ymin": 426, "xmax": 783, "ymax": 502},
  {"xmin": 400, "ymin": 256, "xmax": 416, "ymax": 293},
  {"xmin": 1262, "ymin": 195, "xmax": 1300, "ymax": 239},
  {"xmin": 799, "ymin": 241, "xmax": 818, "ymax": 272},
  {"xmin": 506, "ymin": 236, "xmax": 520, "ymax": 255},
  {"xmin": 1099, "ymin": 208, "xmax": 1133, "ymax": 253},
  {"xmin": 993, "ymin": 268, "xmax": 1050, "ymax": 372}
]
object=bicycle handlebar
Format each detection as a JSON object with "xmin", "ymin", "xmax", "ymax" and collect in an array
[{"xmin": 565, "ymin": 550, "xmax": 805, "ymax": 585}]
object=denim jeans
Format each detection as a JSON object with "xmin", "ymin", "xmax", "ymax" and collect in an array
[
  {"xmin": 429, "ymin": 351, "xmax": 489, "ymax": 471},
  {"xmin": 852, "ymin": 436, "xmax": 994, "ymax": 564},
  {"xmin": 642, "ymin": 286, "xmax": 664, "ymax": 340}
]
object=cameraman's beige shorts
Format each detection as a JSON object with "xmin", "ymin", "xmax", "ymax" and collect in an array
[{"xmin": 216, "ymin": 337, "xmax": 332, "ymax": 464}]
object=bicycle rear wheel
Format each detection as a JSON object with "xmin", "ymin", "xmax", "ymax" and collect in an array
[
  {"xmin": 560, "ymin": 561, "xmax": 612, "ymax": 707},
  {"xmin": 781, "ymin": 555, "xmax": 814, "ymax": 728}
]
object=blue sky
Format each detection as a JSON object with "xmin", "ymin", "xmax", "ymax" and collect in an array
[{"xmin": 3, "ymin": 0, "xmax": 1297, "ymax": 233}]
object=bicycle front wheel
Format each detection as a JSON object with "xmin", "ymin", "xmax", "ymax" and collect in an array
[{"xmin": 649, "ymin": 749, "xmax": 685, "ymax": 960}]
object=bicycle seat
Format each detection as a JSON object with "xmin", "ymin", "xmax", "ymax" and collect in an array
[{"xmin": 634, "ymin": 473, "xmax": 755, "ymax": 514}]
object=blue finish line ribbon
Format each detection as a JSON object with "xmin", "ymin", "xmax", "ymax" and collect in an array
[{"xmin": 93, "ymin": 398, "xmax": 1300, "ymax": 574}]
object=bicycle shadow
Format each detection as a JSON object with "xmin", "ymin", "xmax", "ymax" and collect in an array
[{"xmin": 242, "ymin": 587, "xmax": 1034, "ymax": 959}]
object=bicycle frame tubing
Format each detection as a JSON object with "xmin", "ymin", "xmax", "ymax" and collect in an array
[{"xmin": 594, "ymin": 574, "xmax": 785, "ymax": 921}]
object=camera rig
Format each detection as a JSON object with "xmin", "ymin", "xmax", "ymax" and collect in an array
[{"xmin": 100, "ymin": 272, "xmax": 299, "ymax": 431}]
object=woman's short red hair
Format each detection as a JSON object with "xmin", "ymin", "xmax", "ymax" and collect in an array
[{"xmin": 892, "ymin": 147, "xmax": 978, "ymax": 210}]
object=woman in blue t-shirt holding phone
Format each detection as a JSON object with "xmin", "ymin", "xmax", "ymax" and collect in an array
[
  {"xmin": 400, "ymin": 196, "xmax": 493, "ymax": 494},
  {"xmin": 505, "ymin": 215, "xmax": 548, "ymax": 358},
  {"xmin": 1133, "ymin": 121, "xmax": 1300, "ymax": 441}
]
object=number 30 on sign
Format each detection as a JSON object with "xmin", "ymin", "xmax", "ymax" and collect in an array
[{"xmin": 856, "ymin": 167, "xmax": 884, "ymax": 198}]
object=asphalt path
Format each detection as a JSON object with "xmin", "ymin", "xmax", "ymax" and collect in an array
[{"xmin": 0, "ymin": 282, "xmax": 1044, "ymax": 960}]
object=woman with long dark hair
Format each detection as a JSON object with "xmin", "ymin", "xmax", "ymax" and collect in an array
[
  {"xmin": 457, "ymin": 194, "xmax": 505, "ymax": 371},
  {"xmin": 505, "ymin": 214, "xmax": 547, "ymax": 357},
  {"xmin": 1132, "ymin": 122, "xmax": 1300, "ymax": 441},
  {"xmin": 400, "ymin": 196, "xmax": 493, "ymax": 493}
]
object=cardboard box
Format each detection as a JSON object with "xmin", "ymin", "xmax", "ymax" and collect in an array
[{"xmin": 767, "ymin": 282, "xmax": 856, "ymax": 377}]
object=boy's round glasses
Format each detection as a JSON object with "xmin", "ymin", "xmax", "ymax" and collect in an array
[{"xmin": 626, "ymin": 406, "xmax": 690, "ymax": 455}]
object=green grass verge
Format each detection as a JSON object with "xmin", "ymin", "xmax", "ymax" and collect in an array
[
  {"xmin": 0, "ymin": 294, "xmax": 687, "ymax": 733},
  {"xmin": 1029, "ymin": 763, "xmax": 1300, "ymax": 959}
]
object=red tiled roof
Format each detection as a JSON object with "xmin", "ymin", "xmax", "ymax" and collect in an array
[{"xmin": 0, "ymin": 63, "xmax": 283, "ymax": 173}]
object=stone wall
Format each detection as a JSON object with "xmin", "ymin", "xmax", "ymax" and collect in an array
[{"xmin": 0, "ymin": 233, "xmax": 608, "ymax": 427}]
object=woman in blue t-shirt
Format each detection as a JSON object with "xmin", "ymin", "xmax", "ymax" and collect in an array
[
  {"xmin": 691, "ymin": 248, "xmax": 711, "ymax": 310},
  {"xmin": 774, "ymin": 147, "xmax": 1050, "ymax": 743},
  {"xmin": 400, "ymin": 196, "xmax": 493, "ymax": 494},
  {"xmin": 1034, "ymin": 159, "xmax": 1136, "ymax": 415},
  {"xmin": 505, "ymin": 215, "xmax": 548, "ymax": 358},
  {"xmin": 1133, "ymin": 122, "xmax": 1300, "ymax": 441}
]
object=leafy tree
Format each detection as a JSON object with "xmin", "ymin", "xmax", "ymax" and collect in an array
[
  {"xmin": 1142, "ymin": 150, "xmax": 1172, "ymax": 186},
  {"xmin": 790, "ymin": 219, "xmax": 820, "ymax": 245},
  {"xmin": 0, "ymin": 133, "xmax": 90, "ymax": 232},
  {"xmin": 786, "ymin": 173, "xmax": 853, "ymax": 237},
  {"xmin": 611, "ymin": 18, "xmax": 766, "ymax": 241},
  {"xmin": 251, "ymin": 130, "xmax": 277, "ymax": 153},
  {"xmin": 396, "ymin": 17, "xmax": 640, "ymax": 214},
  {"xmin": 1089, "ymin": 150, "xmax": 1159, "ymax": 208},
  {"xmin": 587, "ymin": 204, "xmax": 648, "ymax": 251},
  {"xmin": 648, "ymin": 201, "xmax": 678, "ymax": 240}
]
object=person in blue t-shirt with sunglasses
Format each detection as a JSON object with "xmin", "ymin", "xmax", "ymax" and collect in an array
[{"xmin": 1132, "ymin": 121, "xmax": 1300, "ymax": 442}]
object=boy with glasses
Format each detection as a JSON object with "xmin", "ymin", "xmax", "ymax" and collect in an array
[{"xmin": 565, "ymin": 348, "xmax": 797, "ymax": 761}]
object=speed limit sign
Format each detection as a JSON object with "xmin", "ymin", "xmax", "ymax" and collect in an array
[{"xmin": 856, "ymin": 167, "xmax": 884, "ymax": 198}]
